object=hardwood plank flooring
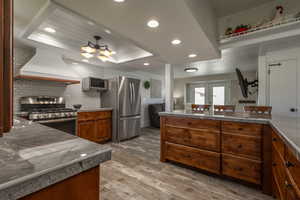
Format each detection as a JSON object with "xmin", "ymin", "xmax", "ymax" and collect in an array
[{"xmin": 101, "ymin": 128, "xmax": 272, "ymax": 200}]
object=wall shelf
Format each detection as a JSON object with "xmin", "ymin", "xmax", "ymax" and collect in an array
[
  {"xmin": 219, "ymin": 17, "xmax": 300, "ymax": 49},
  {"xmin": 14, "ymin": 75, "xmax": 80, "ymax": 85}
]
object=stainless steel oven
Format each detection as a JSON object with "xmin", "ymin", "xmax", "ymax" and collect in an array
[{"xmin": 20, "ymin": 96, "xmax": 77, "ymax": 135}]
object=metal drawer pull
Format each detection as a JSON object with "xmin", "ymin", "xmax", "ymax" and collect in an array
[
  {"xmin": 285, "ymin": 161, "xmax": 295, "ymax": 168},
  {"xmin": 285, "ymin": 180, "xmax": 292, "ymax": 188}
]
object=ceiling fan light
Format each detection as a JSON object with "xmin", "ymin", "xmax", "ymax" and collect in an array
[
  {"xmin": 81, "ymin": 52, "xmax": 94, "ymax": 59},
  {"xmin": 98, "ymin": 54, "xmax": 109, "ymax": 62},
  {"xmin": 81, "ymin": 45, "xmax": 96, "ymax": 53},
  {"xmin": 184, "ymin": 67, "xmax": 198, "ymax": 73},
  {"xmin": 100, "ymin": 49, "xmax": 112, "ymax": 57}
]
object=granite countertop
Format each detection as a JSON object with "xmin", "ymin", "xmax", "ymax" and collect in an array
[
  {"xmin": 0, "ymin": 118, "xmax": 112, "ymax": 200},
  {"xmin": 77, "ymin": 107, "xmax": 113, "ymax": 112},
  {"xmin": 160, "ymin": 110, "xmax": 300, "ymax": 161}
]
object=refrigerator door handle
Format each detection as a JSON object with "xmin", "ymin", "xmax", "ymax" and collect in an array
[
  {"xmin": 130, "ymin": 82, "xmax": 134, "ymax": 105},
  {"xmin": 129, "ymin": 82, "xmax": 132, "ymax": 105},
  {"xmin": 132, "ymin": 82, "xmax": 135, "ymax": 104}
]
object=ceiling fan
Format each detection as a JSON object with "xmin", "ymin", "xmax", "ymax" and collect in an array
[{"xmin": 81, "ymin": 35, "xmax": 115, "ymax": 62}]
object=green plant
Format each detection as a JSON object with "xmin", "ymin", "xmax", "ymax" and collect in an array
[{"xmin": 144, "ymin": 81, "xmax": 150, "ymax": 89}]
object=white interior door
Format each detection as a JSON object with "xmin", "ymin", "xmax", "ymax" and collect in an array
[{"xmin": 269, "ymin": 59, "xmax": 298, "ymax": 116}]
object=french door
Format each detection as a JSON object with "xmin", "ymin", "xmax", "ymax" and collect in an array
[{"xmin": 188, "ymin": 81, "xmax": 229, "ymax": 105}]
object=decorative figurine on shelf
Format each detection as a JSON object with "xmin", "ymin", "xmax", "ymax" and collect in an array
[
  {"xmin": 225, "ymin": 27, "xmax": 233, "ymax": 35},
  {"xmin": 271, "ymin": 5, "xmax": 284, "ymax": 24},
  {"xmin": 234, "ymin": 24, "xmax": 251, "ymax": 34}
]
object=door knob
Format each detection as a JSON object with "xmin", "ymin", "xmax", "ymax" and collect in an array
[{"xmin": 290, "ymin": 108, "xmax": 298, "ymax": 112}]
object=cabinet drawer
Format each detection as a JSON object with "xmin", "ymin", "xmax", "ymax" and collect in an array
[
  {"xmin": 286, "ymin": 173, "xmax": 300, "ymax": 200},
  {"xmin": 78, "ymin": 111, "xmax": 112, "ymax": 122},
  {"xmin": 272, "ymin": 130, "xmax": 285, "ymax": 158},
  {"xmin": 222, "ymin": 133, "xmax": 261, "ymax": 160},
  {"xmin": 77, "ymin": 112, "xmax": 97, "ymax": 121},
  {"xmin": 95, "ymin": 111, "xmax": 112, "ymax": 120},
  {"xmin": 165, "ymin": 126, "xmax": 220, "ymax": 152},
  {"xmin": 222, "ymin": 154, "xmax": 261, "ymax": 184},
  {"xmin": 165, "ymin": 142, "xmax": 221, "ymax": 174},
  {"xmin": 272, "ymin": 146, "xmax": 287, "ymax": 199},
  {"xmin": 165, "ymin": 117, "xmax": 220, "ymax": 131},
  {"xmin": 222, "ymin": 121, "xmax": 263, "ymax": 136},
  {"xmin": 286, "ymin": 147, "xmax": 300, "ymax": 193}
]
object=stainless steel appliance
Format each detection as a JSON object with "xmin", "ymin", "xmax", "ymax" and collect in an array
[
  {"xmin": 20, "ymin": 96, "xmax": 77, "ymax": 135},
  {"xmin": 101, "ymin": 76, "xmax": 141, "ymax": 142},
  {"xmin": 82, "ymin": 77, "xmax": 108, "ymax": 91}
]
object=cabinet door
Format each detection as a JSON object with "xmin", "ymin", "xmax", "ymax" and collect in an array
[
  {"xmin": 77, "ymin": 121, "xmax": 96, "ymax": 142},
  {"xmin": 0, "ymin": 0, "xmax": 13, "ymax": 135},
  {"xmin": 95, "ymin": 119, "xmax": 112, "ymax": 142}
]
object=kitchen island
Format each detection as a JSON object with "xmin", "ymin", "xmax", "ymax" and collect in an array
[
  {"xmin": 0, "ymin": 118, "xmax": 111, "ymax": 200},
  {"xmin": 159, "ymin": 111, "xmax": 300, "ymax": 198}
]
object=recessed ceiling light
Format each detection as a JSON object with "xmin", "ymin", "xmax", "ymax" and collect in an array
[
  {"xmin": 184, "ymin": 66, "xmax": 198, "ymax": 73},
  {"xmin": 44, "ymin": 27, "xmax": 56, "ymax": 33},
  {"xmin": 81, "ymin": 52, "xmax": 94, "ymax": 59},
  {"xmin": 171, "ymin": 39, "xmax": 181, "ymax": 45},
  {"xmin": 144, "ymin": 62, "xmax": 150, "ymax": 66},
  {"xmin": 188, "ymin": 54, "xmax": 197, "ymax": 58},
  {"xmin": 72, "ymin": 62, "xmax": 78, "ymax": 65},
  {"xmin": 87, "ymin": 21, "xmax": 95, "ymax": 26},
  {"xmin": 114, "ymin": 0, "xmax": 125, "ymax": 2},
  {"xmin": 147, "ymin": 19, "xmax": 159, "ymax": 28},
  {"xmin": 82, "ymin": 59, "xmax": 89, "ymax": 63},
  {"xmin": 105, "ymin": 29, "xmax": 111, "ymax": 34}
]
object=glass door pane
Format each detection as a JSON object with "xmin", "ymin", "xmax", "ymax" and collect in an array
[
  {"xmin": 212, "ymin": 86, "xmax": 225, "ymax": 105},
  {"xmin": 195, "ymin": 87, "xmax": 205, "ymax": 104}
]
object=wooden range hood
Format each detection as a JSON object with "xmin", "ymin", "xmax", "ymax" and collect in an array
[{"xmin": 14, "ymin": 75, "xmax": 80, "ymax": 85}]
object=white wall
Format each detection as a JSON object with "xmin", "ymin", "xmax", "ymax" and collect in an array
[
  {"xmin": 258, "ymin": 46, "xmax": 300, "ymax": 109},
  {"xmin": 14, "ymin": 47, "xmax": 165, "ymax": 127},
  {"xmin": 218, "ymin": 0, "xmax": 300, "ymax": 36},
  {"xmin": 184, "ymin": 0, "xmax": 219, "ymax": 50}
]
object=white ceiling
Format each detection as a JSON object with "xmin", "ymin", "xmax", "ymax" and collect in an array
[
  {"xmin": 23, "ymin": 3, "xmax": 153, "ymax": 65},
  {"xmin": 211, "ymin": 0, "xmax": 274, "ymax": 17},
  {"xmin": 14, "ymin": 0, "xmax": 272, "ymax": 78}
]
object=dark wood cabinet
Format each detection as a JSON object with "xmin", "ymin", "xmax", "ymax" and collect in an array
[
  {"xmin": 272, "ymin": 129, "xmax": 300, "ymax": 200},
  {"xmin": 0, "ymin": 0, "xmax": 13, "ymax": 135},
  {"xmin": 161, "ymin": 117, "xmax": 264, "ymax": 186},
  {"xmin": 77, "ymin": 111, "xmax": 112, "ymax": 143},
  {"xmin": 20, "ymin": 167, "xmax": 100, "ymax": 200}
]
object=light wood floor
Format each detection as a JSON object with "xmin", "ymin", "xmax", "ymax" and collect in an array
[{"xmin": 101, "ymin": 128, "xmax": 273, "ymax": 200}]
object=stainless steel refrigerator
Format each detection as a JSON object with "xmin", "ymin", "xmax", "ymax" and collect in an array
[{"xmin": 101, "ymin": 76, "xmax": 141, "ymax": 142}]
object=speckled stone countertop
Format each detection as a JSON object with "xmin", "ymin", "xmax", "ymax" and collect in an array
[
  {"xmin": 77, "ymin": 107, "xmax": 113, "ymax": 112},
  {"xmin": 0, "ymin": 118, "xmax": 112, "ymax": 200},
  {"xmin": 160, "ymin": 111, "xmax": 300, "ymax": 161}
]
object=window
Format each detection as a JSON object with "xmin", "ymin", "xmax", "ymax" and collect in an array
[
  {"xmin": 212, "ymin": 86, "xmax": 225, "ymax": 105},
  {"xmin": 186, "ymin": 81, "xmax": 229, "ymax": 105},
  {"xmin": 195, "ymin": 87, "xmax": 205, "ymax": 104}
]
